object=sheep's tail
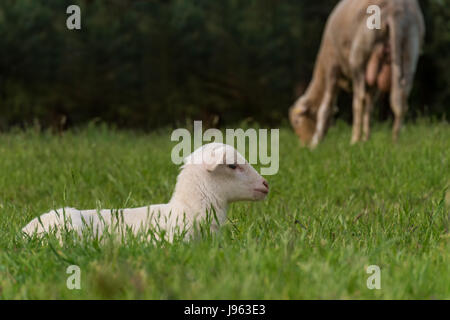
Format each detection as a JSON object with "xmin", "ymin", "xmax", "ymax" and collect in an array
[{"xmin": 22, "ymin": 207, "xmax": 74, "ymax": 236}]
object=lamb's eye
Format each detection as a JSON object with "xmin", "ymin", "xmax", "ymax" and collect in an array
[{"xmin": 227, "ymin": 164, "xmax": 237, "ymax": 170}]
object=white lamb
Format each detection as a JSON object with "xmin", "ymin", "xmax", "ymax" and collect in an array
[{"xmin": 22, "ymin": 143, "xmax": 269, "ymax": 242}]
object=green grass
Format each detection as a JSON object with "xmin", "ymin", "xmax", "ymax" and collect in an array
[{"xmin": 0, "ymin": 120, "xmax": 449, "ymax": 299}]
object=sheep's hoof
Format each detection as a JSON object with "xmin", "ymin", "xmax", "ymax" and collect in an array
[{"xmin": 309, "ymin": 138, "xmax": 320, "ymax": 150}]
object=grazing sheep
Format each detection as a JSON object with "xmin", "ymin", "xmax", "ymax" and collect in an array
[
  {"xmin": 289, "ymin": 0, "xmax": 425, "ymax": 147},
  {"xmin": 22, "ymin": 143, "xmax": 269, "ymax": 242}
]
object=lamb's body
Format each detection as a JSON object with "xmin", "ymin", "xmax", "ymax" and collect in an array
[
  {"xmin": 22, "ymin": 143, "xmax": 268, "ymax": 241},
  {"xmin": 22, "ymin": 204, "xmax": 177, "ymax": 239}
]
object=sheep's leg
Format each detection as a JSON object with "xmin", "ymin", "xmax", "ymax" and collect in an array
[
  {"xmin": 349, "ymin": 24, "xmax": 378, "ymax": 145},
  {"xmin": 310, "ymin": 74, "xmax": 337, "ymax": 148},
  {"xmin": 351, "ymin": 73, "xmax": 366, "ymax": 145},
  {"xmin": 310, "ymin": 91, "xmax": 335, "ymax": 148},
  {"xmin": 389, "ymin": 17, "xmax": 420, "ymax": 142},
  {"xmin": 363, "ymin": 90, "xmax": 378, "ymax": 141},
  {"xmin": 391, "ymin": 84, "xmax": 411, "ymax": 142},
  {"xmin": 390, "ymin": 34, "xmax": 406, "ymax": 143}
]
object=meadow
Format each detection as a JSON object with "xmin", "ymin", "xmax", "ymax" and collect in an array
[{"xmin": 0, "ymin": 120, "xmax": 448, "ymax": 299}]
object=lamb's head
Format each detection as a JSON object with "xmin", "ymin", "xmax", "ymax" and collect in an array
[
  {"xmin": 289, "ymin": 96, "xmax": 317, "ymax": 146},
  {"xmin": 183, "ymin": 143, "xmax": 269, "ymax": 203}
]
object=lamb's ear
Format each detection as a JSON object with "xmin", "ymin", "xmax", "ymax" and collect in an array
[
  {"xmin": 203, "ymin": 146, "xmax": 226, "ymax": 172},
  {"xmin": 204, "ymin": 162, "xmax": 219, "ymax": 172}
]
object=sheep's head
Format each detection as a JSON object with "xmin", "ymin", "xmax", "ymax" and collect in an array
[
  {"xmin": 289, "ymin": 96, "xmax": 317, "ymax": 146},
  {"xmin": 184, "ymin": 143, "xmax": 269, "ymax": 202}
]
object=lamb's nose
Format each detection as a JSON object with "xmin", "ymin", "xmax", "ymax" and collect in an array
[{"xmin": 262, "ymin": 180, "xmax": 269, "ymax": 190}]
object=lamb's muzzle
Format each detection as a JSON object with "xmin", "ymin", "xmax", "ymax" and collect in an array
[{"xmin": 22, "ymin": 143, "xmax": 269, "ymax": 242}]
